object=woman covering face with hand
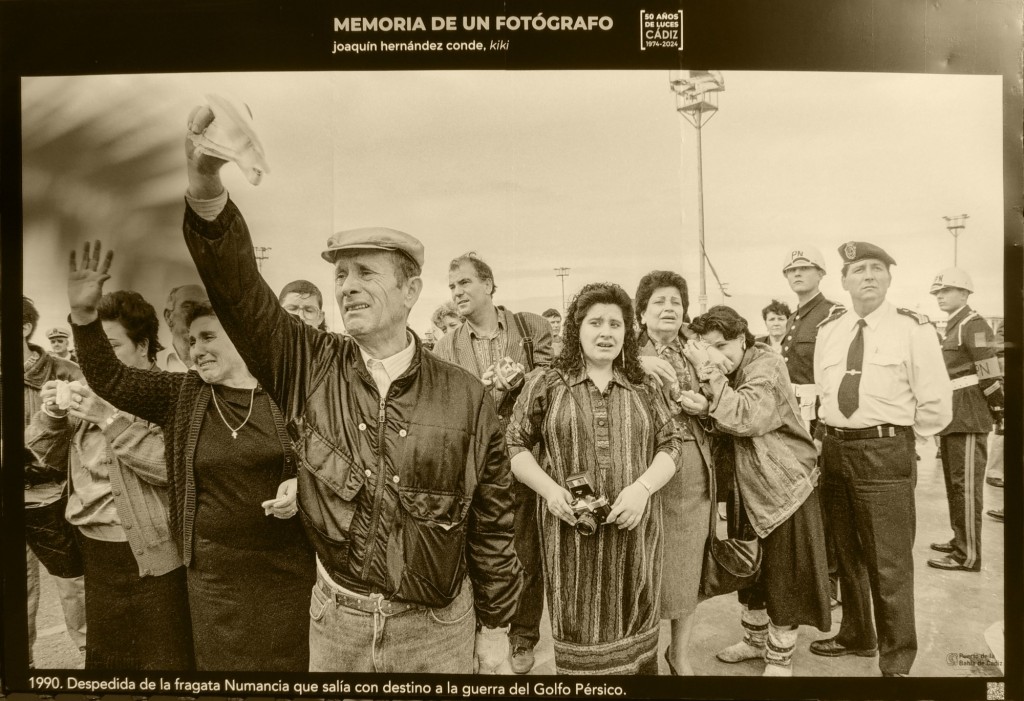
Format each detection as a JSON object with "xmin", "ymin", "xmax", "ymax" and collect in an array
[
  {"xmin": 685, "ymin": 305, "xmax": 831, "ymax": 677},
  {"xmin": 505, "ymin": 282, "xmax": 681, "ymax": 675},
  {"xmin": 64, "ymin": 241, "xmax": 314, "ymax": 672}
]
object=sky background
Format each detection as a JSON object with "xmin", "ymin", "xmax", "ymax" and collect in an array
[{"xmin": 23, "ymin": 70, "xmax": 1004, "ymax": 351}]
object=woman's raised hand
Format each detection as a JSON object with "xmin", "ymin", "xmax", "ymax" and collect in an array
[{"xmin": 68, "ymin": 240, "xmax": 113, "ymax": 325}]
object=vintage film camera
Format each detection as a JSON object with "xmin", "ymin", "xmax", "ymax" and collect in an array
[
  {"xmin": 565, "ymin": 471, "xmax": 612, "ymax": 536},
  {"xmin": 496, "ymin": 356, "xmax": 525, "ymax": 386}
]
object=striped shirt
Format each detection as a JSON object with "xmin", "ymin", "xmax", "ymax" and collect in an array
[{"xmin": 506, "ymin": 366, "xmax": 680, "ymax": 674}]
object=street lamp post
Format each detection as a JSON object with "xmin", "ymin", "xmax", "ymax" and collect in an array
[
  {"xmin": 254, "ymin": 245, "xmax": 272, "ymax": 272},
  {"xmin": 554, "ymin": 267, "xmax": 570, "ymax": 313},
  {"xmin": 670, "ymin": 70, "xmax": 725, "ymax": 314},
  {"xmin": 942, "ymin": 214, "xmax": 968, "ymax": 266}
]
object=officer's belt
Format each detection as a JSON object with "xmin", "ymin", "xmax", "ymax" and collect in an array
[
  {"xmin": 824, "ymin": 424, "xmax": 912, "ymax": 441},
  {"xmin": 950, "ymin": 374, "xmax": 979, "ymax": 390}
]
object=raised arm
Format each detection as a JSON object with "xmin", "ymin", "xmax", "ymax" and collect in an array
[
  {"xmin": 180, "ymin": 104, "xmax": 336, "ymax": 421},
  {"xmin": 68, "ymin": 241, "xmax": 182, "ymax": 425}
]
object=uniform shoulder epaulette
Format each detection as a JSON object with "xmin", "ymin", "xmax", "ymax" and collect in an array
[
  {"xmin": 897, "ymin": 307, "xmax": 931, "ymax": 325},
  {"xmin": 817, "ymin": 305, "xmax": 846, "ymax": 329}
]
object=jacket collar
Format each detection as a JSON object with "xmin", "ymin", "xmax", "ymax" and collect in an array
[
  {"xmin": 348, "ymin": 329, "xmax": 423, "ymax": 391},
  {"xmin": 24, "ymin": 342, "xmax": 55, "ymax": 387},
  {"xmin": 945, "ymin": 305, "xmax": 973, "ymax": 331},
  {"xmin": 466, "ymin": 305, "xmax": 509, "ymax": 339},
  {"xmin": 796, "ymin": 291, "xmax": 826, "ymax": 317}
]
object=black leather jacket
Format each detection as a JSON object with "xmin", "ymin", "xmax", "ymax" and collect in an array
[{"xmin": 183, "ymin": 200, "xmax": 522, "ymax": 625}]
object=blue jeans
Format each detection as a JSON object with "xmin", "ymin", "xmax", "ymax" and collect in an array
[{"xmin": 309, "ymin": 571, "xmax": 475, "ymax": 673}]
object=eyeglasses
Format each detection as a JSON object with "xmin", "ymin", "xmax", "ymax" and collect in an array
[{"xmin": 283, "ymin": 304, "xmax": 322, "ymax": 318}]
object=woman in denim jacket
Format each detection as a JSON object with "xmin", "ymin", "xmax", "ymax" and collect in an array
[{"xmin": 683, "ymin": 305, "xmax": 831, "ymax": 676}]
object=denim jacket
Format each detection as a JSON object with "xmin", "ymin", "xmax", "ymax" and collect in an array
[{"xmin": 704, "ymin": 343, "xmax": 818, "ymax": 538}]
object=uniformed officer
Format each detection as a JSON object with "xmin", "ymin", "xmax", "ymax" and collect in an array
[
  {"xmin": 45, "ymin": 326, "xmax": 77, "ymax": 363},
  {"xmin": 779, "ymin": 244, "xmax": 845, "ymax": 609},
  {"xmin": 926, "ymin": 267, "xmax": 1003, "ymax": 571},
  {"xmin": 809, "ymin": 241, "xmax": 952, "ymax": 677},
  {"xmin": 780, "ymin": 245, "xmax": 844, "ymax": 432}
]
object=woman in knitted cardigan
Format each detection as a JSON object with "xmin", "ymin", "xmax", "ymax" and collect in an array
[{"xmin": 67, "ymin": 242, "xmax": 314, "ymax": 672}]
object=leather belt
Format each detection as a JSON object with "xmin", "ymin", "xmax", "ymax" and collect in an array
[
  {"xmin": 320, "ymin": 570, "xmax": 420, "ymax": 616},
  {"xmin": 950, "ymin": 374, "xmax": 979, "ymax": 390},
  {"xmin": 824, "ymin": 424, "xmax": 912, "ymax": 441},
  {"xmin": 327, "ymin": 589, "xmax": 420, "ymax": 616}
]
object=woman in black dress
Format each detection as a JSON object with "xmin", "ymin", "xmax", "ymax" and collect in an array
[{"xmin": 67, "ymin": 242, "xmax": 315, "ymax": 671}]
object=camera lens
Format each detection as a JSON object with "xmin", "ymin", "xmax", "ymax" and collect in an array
[{"xmin": 575, "ymin": 512, "xmax": 598, "ymax": 536}]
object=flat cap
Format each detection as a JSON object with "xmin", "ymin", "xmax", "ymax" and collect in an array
[
  {"xmin": 782, "ymin": 245, "xmax": 827, "ymax": 273},
  {"xmin": 46, "ymin": 326, "xmax": 70, "ymax": 339},
  {"xmin": 321, "ymin": 227, "xmax": 424, "ymax": 268},
  {"xmin": 838, "ymin": 241, "xmax": 896, "ymax": 267}
]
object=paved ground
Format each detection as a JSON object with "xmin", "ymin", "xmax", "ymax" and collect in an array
[{"xmin": 26, "ymin": 436, "xmax": 1004, "ymax": 677}]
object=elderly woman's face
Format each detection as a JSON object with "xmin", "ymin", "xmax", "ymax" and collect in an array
[
  {"xmin": 697, "ymin": 329, "xmax": 745, "ymax": 373},
  {"xmin": 641, "ymin": 285, "xmax": 685, "ymax": 338},
  {"xmin": 579, "ymin": 303, "xmax": 625, "ymax": 368},
  {"xmin": 765, "ymin": 312, "xmax": 788, "ymax": 339},
  {"xmin": 188, "ymin": 315, "xmax": 249, "ymax": 386}
]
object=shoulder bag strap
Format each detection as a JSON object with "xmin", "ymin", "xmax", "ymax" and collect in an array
[{"xmin": 513, "ymin": 312, "xmax": 535, "ymax": 371}]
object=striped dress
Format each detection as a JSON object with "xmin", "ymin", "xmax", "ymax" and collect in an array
[{"xmin": 506, "ymin": 367, "xmax": 681, "ymax": 674}]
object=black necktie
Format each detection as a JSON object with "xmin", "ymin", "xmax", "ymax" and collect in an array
[{"xmin": 838, "ymin": 319, "xmax": 867, "ymax": 418}]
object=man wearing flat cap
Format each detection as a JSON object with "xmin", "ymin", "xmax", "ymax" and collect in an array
[
  {"xmin": 46, "ymin": 326, "xmax": 78, "ymax": 364},
  {"xmin": 173, "ymin": 104, "xmax": 522, "ymax": 673},
  {"xmin": 810, "ymin": 241, "xmax": 951, "ymax": 677}
]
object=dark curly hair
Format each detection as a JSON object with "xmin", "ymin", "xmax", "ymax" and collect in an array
[
  {"xmin": 634, "ymin": 270, "xmax": 690, "ymax": 330},
  {"xmin": 23, "ymin": 296, "xmax": 40, "ymax": 338},
  {"xmin": 96, "ymin": 290, "xmax": 164, "ymax": 362},
  {"xmin": 553, "ymin": 282, "xmax": 646, "ymax": 385},
  {"xmin": 689, "ymin": 305, "xmax": 757, "ymax": 348},
  {"xmin": 761, "ymin": 299, "xmax": 792, "ymax": 321}
]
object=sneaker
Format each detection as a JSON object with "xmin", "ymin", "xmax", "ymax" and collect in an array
[{"xmin": 509, "ymin": 645, "xmax": 535, "ymax": 674}]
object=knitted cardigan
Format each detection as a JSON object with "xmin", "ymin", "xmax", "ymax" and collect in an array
[{"xmin": 70, "ymin": 317, "xmax": 297, "ymax": 565}]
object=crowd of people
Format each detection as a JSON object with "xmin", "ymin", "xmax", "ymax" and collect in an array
[{"xmin": 20, "ymin": 105, "xmax": 1004, "ymax": 677}]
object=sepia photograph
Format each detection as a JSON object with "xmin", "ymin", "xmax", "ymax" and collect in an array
[{"xmin": 3, "ymin": 2, "xmax": 1019, "ymax": 700}]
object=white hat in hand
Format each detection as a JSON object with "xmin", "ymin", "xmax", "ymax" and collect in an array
[{"xmin": 188, "ymin": 93, "xmax": 270, "ymax": 186}]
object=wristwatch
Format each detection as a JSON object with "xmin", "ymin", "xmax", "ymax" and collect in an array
[{"xmin": 104, "ymin": 410, "xmax": 121, "ymax": 427}]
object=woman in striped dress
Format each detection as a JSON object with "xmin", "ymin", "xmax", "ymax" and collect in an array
[{"xmin": 506, "ymin": 282, "xmax": 681, "ymax": 674}]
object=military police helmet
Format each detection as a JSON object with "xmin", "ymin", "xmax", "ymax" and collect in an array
[
  {"xmin": 781, "ymin": 245, "xmax": 827, "ymax": 273},
  {"xmin": 929, "ymin": 267, "xmax": 974, "ymax": 295}
]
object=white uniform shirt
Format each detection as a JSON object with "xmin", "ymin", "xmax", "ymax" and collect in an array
[{"xmin": 814, "ymin": 301, "xmax": 952, "ymax": 435}]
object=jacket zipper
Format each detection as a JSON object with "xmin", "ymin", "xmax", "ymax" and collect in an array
[{"xmin": 361, "ymin": 394, "xmax": 388, "ymax": 582}]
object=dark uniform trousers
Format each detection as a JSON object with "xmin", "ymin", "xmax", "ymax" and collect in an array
[
  {"xmin": 939, "ymin": 433, "xmax": 986, "ymax": 569},
  {"xmin": 821, "ymin": 430, "xmax": 917, "ymax": 674}
]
